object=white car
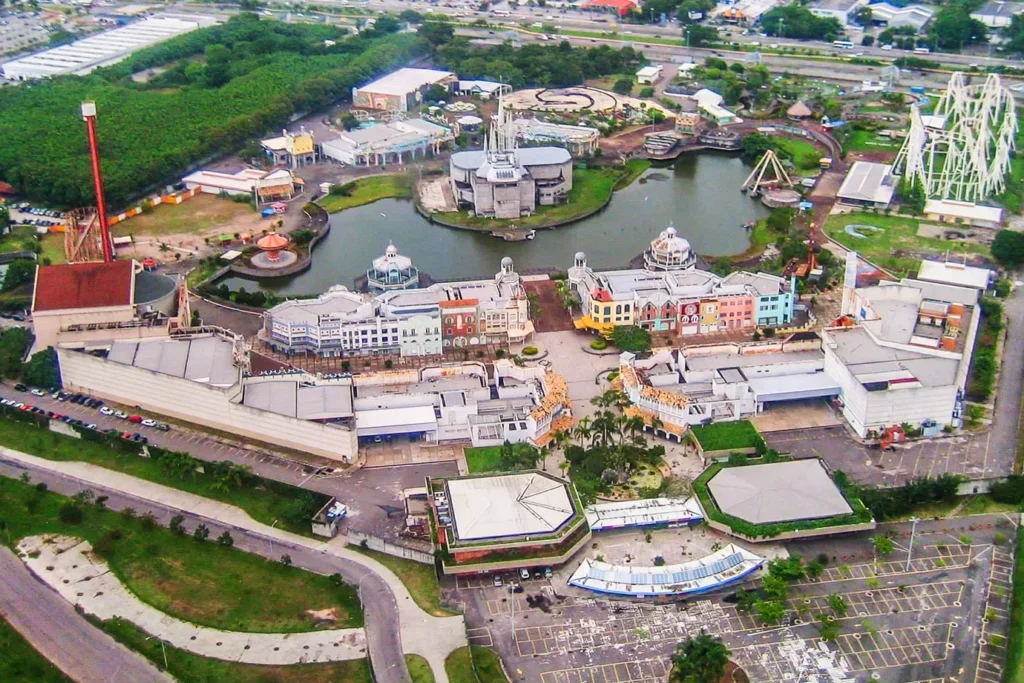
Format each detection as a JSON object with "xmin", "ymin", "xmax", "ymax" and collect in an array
[
  {"xmin": 880, "ymin": 44, "xmax": 893, "ymax": 50},
  {"xmin": 141, "ymin": 419, "xmax": 157, "ymax": 428},
  {"xmin": 99, "ymin": 407, "xmax": 114, "ymax": 416},
  {"xmin": 519, "ymin": 568, "xmax": 530, "ymax": 580},
  {"xmin": 114, "ymin": 410, "xmax": 128, "ymax": 419},
  {"xmin": 30, "ymin": 388, "xmax": 45, "ymax": 396}
]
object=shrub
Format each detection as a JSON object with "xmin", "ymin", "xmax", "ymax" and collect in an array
[
  {"xmin": 58, "ymin": 502, "xmax": 84, "ymax": 524},
  {"xmin": 280, "ymin": 554, "xmax": 293, "ymax": 567},
  {"xmin": 139, "ymin": 512, "xmax": 157, "ymax": 531},
  {"xmin": 653, "ymin": 556, "xmax": 665, "ymax": 566},
  {"xmin": 522, "ymin": 346, "xmax": 539, "ymax": 356},
  {"xmin": 217, "ymin": 531, "xmax": 234, "ymax": 547},
  {"xmin": 193, "ymin": 524, "xmax": 210, "ymax": 541},
  {"xmin": 495, "ymin": 349, "xmax": 505, "ymax": 358},
  {"xmin": 169, "ymin": 514, "xmax": 186, "ymax": 535},
  {"xmin": 590, "ymin": 338, "xmax": 608, "ymax": 351}
]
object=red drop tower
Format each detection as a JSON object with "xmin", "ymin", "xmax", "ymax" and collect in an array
[{"xmin": 64, "ymin": 102, "xmax": 114, "ymax": 263}]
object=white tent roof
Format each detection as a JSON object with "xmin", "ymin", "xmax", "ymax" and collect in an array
[{"xmin": 447, "ymin": 472, "xmax": 574, "ymax": 541}]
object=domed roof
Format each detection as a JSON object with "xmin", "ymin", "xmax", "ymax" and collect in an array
[
  {"xmin": 501, "ymin": 256, "xmax": 514, "ymax": 267},
  {"xmin": 372, "ymin": 241, "xmax": 413, "ymax": 272},
  {"xmin": 575, "ymin": 251, "xmax": 587, "ymax": 261},
  {"xmin": 257, "ymin": 232, "xmax": 289, "ymax": 250},
  {"xmin": 650, "ymin": 226, "xmax": 691, "ymax": 259}
]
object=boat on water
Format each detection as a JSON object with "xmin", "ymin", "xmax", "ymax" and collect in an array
[{"xmin": 525, "ymin": 230, "xmax": 536, "ymax": 240}]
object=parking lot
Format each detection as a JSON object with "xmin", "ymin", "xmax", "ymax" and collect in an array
[
  {"xmin": 0, "ymin": 12, "xmax": 50, "ymax": 59},
  {"xmin": 445, "ymin": 517, "xmax": 1015, "ymax": 682}
]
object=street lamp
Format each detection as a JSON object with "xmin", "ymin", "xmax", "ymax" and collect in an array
[
  {"xmin": 144, "ymin": 634, "xmax": 169, "ymax": 670},
  {"xmin": 269, "ymin": 519, "xmax": 279, "ymax": 558},
  {"xmin": 904, "ymin": 517, "xmax": 918, "ymax": 572}
]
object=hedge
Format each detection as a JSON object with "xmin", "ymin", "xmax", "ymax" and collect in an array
[{"xmin": 689, "ymin": 420, "xmax": 766, "ymax": 453}]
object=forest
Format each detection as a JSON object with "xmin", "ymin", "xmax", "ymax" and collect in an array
[{"xmin": 0, "ymin": 14, "xmax": 424, "ymax": 207}]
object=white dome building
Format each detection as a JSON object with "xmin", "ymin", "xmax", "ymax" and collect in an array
[
  {"xmin": 643, "ymin": 225, "xmax": 696, "ymax": 272},
  {"xmin": 366, "ymin": 241, "xmax": 420, "ymax": 292}
]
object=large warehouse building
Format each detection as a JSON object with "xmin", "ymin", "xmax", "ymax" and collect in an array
[
  {"xmin": 352, "ymin": 68, "xmax": 457, "ymax": 112},
  {"xmin": 1, "ymin": 15, "xmax": 216, "ymax": 80}
]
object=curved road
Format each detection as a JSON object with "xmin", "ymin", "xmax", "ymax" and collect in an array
[
  {"xmin": 0, "ymin": 457, "xmax": 414, "ymax": 683},
  {"xmin": 0, "ymin": 547, "xmax": 172, "ymax": 683}
]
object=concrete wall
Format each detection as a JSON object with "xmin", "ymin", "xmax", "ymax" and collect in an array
[
  {"xmin": 58, "ymin": 349, "xmax": 359, "ymax": 462},
  {"xmin": 34, "ymin": 306, "xmax": 135, "ymax": 351}
]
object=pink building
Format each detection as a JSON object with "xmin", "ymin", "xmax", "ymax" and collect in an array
[{"xmin": 717, "ymin": 295, "xmax": 754, "ymax": 330}]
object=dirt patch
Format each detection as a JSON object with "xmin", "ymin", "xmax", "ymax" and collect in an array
[
  {"xmin": 304, "ymin": 607, "xmax": 339, "ymax": 626},
  {"xmin": 524, "ymin": 280, "xmax": 575, "ymax": 332}
]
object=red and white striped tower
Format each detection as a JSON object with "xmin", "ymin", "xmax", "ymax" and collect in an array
[{"xmin": 81, "ymin": 101, "xmax": 113, "ymax": 263}]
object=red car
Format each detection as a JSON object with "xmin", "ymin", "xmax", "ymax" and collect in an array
[
  {"xmin": 128, "ymin": 415, "xmax": 143, "ymax": 424},
  {"xmin": 121, "ymin": 432, "xmax": 133, "ymax": 439},
  {"xmin": 20, "ymin": 404, "xmax": 32, "ymax": 411}
]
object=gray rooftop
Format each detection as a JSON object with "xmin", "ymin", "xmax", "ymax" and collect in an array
[
  {"xmin": 270, "ymin": 289, "xmax": 370, "ymax": 324},
  {"xmin": 450, "ymin": 147, "xmax": 572, "ymax": 171},
  {"xmin": 837, "ymin": 161, "xmax": 896, "ymax": 204},
  {"xmin": 242, "ymin": 381, "xmax": 354, "ymax": 419},
  {"xmin": 813, "ymin": 0, "xmax": 865, "ymax": 11},
  {"xmin": 685, "ymin": 349, "xmax": 823, "ymax": 372},
  {"xmin": 357, "ymin": 376, "xmax": 484, "ymax": 399},
  {"xmin": 972, "ymin": 0, "xmax": 1024, "ymax": 17},
  {"xmin": 827, "ymin": 326, "xmax": 960, "ymax": 387},
  {"xmin": 108, "ymin": 335, "xmax": 238, "ymax": 387},
  {"xmin": 707, "ymin": 459, "xmax": 852, "ymax": 525}
]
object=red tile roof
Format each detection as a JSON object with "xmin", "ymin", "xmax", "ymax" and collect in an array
[
  {"xmin": 32, "ymin": 260, "xmax": 135, "ymax": 312},
  {"xmin": 439, "ymin": 299, "xmax": 479, "ymax": 308},
  {"xmin": 583, "ymin": 0, "xmax": 638, "ymax": 14}
]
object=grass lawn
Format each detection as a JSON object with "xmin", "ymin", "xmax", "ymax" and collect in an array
[
  {"xmin": 406, "ymin": 653, "xmax": 437, "ymax": 683},
  {"xmin": 317, "ymin": 174, "xmax": 414, "ymax": 213},
  {"xmin": 444, "ymin": 646, "xmax": 509, "ymax": 683},
  {"xmin": 615, "ymin": 158, "xmax": 652, "ymax": 190},
  {"xmin": 689, "ymin": 420, "xmax": 765, "ymax": 452},
  {"xmin": 1006, "ymin": 525, "xmax": 1024, "ymax": 683},
  {"xmin": 844, "ymin": 129, "xmax": 902, "ymax": 153},
  {"xmin": 0, "ymin": 476, "xmax": 362, "ymax": 633},
  {"xmin": 39, "ymin": 232, "xmax": 65, "ymax": 265},
  {"xmin": 114, "ymin": 194, "xmax": 256, "ymax": 237},
  {"xmin": 0, "ymin": 614, "xmax": 72, "ymax": 683},
  {"xmin": 99, "ymin": 618, "xmax": 372, "ymax": 683},
  {"xmin": 350, "ymin": 546, "xmax": 455, "ymax": 617},
  {"xmin": 775, "ymin": 136, "xmax": 823, "ymax": 171},
  {"xmin": 465, "ymin": 446, "xmax": 502, "ymax": 473},
  {"xmin": 0, "ymin": 225, "xmax": 42, "ymax": 255},
  {"xmin": 0, "ymin": 416, "xmax": 327, "ymax": 537},
  {"xmin": 432, "ymin": 167, "xmax": 622, "ymax": 230},
  {"xmin": 888, "ymin": 494, "xmax": 1019, "ymax": 521},
  {"xmin": 823, "ymin": 211, "xmax": 989, "ymax": 278}
]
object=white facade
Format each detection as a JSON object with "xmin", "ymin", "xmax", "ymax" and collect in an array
[
  {"xmin": 636, "ymin": 65, "xmax": 663, "ymax": 85},
  {"xmin": 971, "ymin": 0, "xmax": 1024, "ymax": 27},
  {"xmin": 810, "ymin": 0, "xmax": 869, "ymax": 25},
  {"xmin": 868, "ymin": 3, "xmax": 934, "ymax": 29},
  {"xmin": 320, "ymin": 119, "xmax": 453, "ymax": 167}
]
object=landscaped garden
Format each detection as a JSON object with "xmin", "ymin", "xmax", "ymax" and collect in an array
[
  {"xmin": 444, "ymin": 646, "xmax": 509, "ymax": 683},
  {"xmin": 406, "ymin": 654, "xmax": 436, "ymax": 683},
  {"xmin": 463, "ymin": 442, "xmax": 542, "ymax": 474},
  {"xmin": 822, "ymin": 211, "xmax": 989, "ymax": 278},
  {"xmin": 0, "ymin": 476, "xmax": 362, "ymax": 634},
  {"xmin": 317, "ymin": 174, "xmax": 414, "ymax": 213},
  {"xmin": 688, "ymin": 420, "xmax": 766, "ymax": 454},
  {"xmin": 0, "ymin": 412, "xmax": 330, "ymax": 536}
]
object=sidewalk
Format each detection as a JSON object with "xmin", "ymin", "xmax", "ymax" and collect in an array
[
  {"xmin": 0, "ymin": 446, "xmax": 466, "ymax": 683},
  {"xmin": 18, "ymin": 535, "xmax": 367, "ymax": 665}
]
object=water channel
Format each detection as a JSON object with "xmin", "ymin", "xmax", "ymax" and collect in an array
[{"xmin": 222, "ymin": 153, "xmax": 771, "ymax": 296}]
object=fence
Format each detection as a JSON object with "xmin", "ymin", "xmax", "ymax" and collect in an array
[{"xmin": 347, "ymin": 530, "xmax": 434, "ymax": 565}]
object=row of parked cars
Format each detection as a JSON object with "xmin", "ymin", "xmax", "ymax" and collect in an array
[
  {"xmin": 13, "ymin": 385, "xmax": 171, "ymax": 432},
  {"xmin": 3, "ymin": 396, "xmax": 153, "ymax": 445}
]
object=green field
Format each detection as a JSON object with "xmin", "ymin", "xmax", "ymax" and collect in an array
[
  {"xmin": 844, "ymin": 129, "xmax": 903, "ymax": 152},
  {"xmin": 0, "ymin": 416, "xmax": 325, "ymax": 536},
  {"xmin": 0, "ymin": 614, "xmax": 72, "ymax": 683},
  {"xmin": 0, "ymin": 476, "xmax": 361, "ymax": 633},
  {"xmin": 823, "ymin": 211, "xmax": 989, "ymax": 278},
  {"xmin": 100, "ymin": 618, "xmax": 373, "ymax": 683},
  {"xmin": 114, "ymin": 194, "xmax": 258, "ymax": 237},
  {"xmin": 689, "ymin": 420, "xmax": 765, "ymax": 452},
  {"xmin": 0, "ymin": 225, "xmax": 41, "ymax": 255},
  {"xmin": 775, "ymin": 136, "xmax": 824, "ymax": 171},
  {"xmin": 444, "ymin": 646, "xmax": 509, "ymax": 683},
  {"xmin": 432, "ymin": 166, "xmax": 622, "ymax": 230},
  {"xmin": 351, "ymin": 546, "xmax": 455, "ymax": 617},
  {"xmin": 407, "ymin": 654, "xmax": 437, "ymax": 683},
  {"xmin": 317, "ymin": 174, "xmax": 414, "ymax": 213},
  {"xmin": 464, "ymin": 446, "xmax": 502, "ymax": 473}
]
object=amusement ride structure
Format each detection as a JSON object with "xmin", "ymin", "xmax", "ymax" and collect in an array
[
  {"xmin": 894, "ymin": 72, "xmax": 1016, "ymax": 203},
  {"xmin": 64, "ymin": 102, "xmax": 115, "ymax": 264}
]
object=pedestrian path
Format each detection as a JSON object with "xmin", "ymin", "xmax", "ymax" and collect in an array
[
  {"xmin": 0, "ymin": 446, "xmax": 466, "ymax": 683},
  {"xmin": 17, "ymin": 535, "xmax": 367, "ymax": 665}
]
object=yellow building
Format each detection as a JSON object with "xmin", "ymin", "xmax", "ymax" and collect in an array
[{"xmin": 699, "ymin": 299, "xmax": 719, "ymax": 333}]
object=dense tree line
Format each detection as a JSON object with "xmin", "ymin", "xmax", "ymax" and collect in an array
[
  {"xmin": 761, "ymin": 5, "xmax": 843, "ymax": 41},
  {"xmin": 0, "ymin": 15, "xmax": 424, "ymax": 207},
  {"xmin": 435, "ymin": 38, "xmax": 644, "ymax": 89}
]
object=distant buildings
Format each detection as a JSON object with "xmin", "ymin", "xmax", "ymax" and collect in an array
[
  {"xmin": 810, "ymin": 0, "xmax": 869, "ymax": 25},
  {"xmin": 2, "ymin": 14, "xmax": 215, "ymax": 80},
  {"xmin": 513, "ymin": 117, "xmax": 600, "ymax": 156},
  {"xmin": 352, "ymin": 68, "xmax": 457, "ymax": 112},
  {"xmin": 868, "ymin": 2, "xmax": 934, "ymax": 29},
  {"xmin": 321, "ymin": 119, "xmax": 453, "ymax": 166},
  {"xmin": 456, "ymin": 80, "xmax": 512, "ymax": 100},
  {"xmin": 836, "ymin": 161, "xmax": 897, "ymax": 209},
  {"xmin": 923, "ymin": 199, "xmax": 1005, "ymax": 229},
  {"xmin": 449, "ymin": 101, "xmax": 573, "ymax": 219},
  {"xmin": 261, "ymin": 130, "xmax": 317, "ymax": 169},
  {"xmin": 970, "ymin": 0, "xmax": 1024, "ymax": 28},
  {"xmin": 581, "ymin": 0, "xmax": 641, "ymax": 16},
  {"xmin": 263, "ymin": 253, "xmax": 532, "ymax": 358},
  {"xmin": 636, "ymin": 65, "xmax": 663, "ymax": 85}
]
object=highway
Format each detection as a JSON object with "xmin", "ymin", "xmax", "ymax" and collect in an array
[
  {"xmin": 0, "ymin": 547, "xmax": 173, "ymax": 683},
  {"xmin": 0, "ymin": 454, "xmax": 415, "ymax": 683}
]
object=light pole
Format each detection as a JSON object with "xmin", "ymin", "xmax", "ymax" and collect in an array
[
  {"xmin": 144, "ymin": 635, "xmax": 169, "ymax": 670},
  {"xmin": 269, "ymin": 519, "xmax": 279, "ymax": 558},
  {"xmin": 904, "ymin": 517, "xmax": 918, "ymax": 572},
  {"xmin": 510, "ymin": 582, "xmax": 517, "ymax": 646}
]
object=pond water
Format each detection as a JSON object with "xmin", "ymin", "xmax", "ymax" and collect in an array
[{"xmin": 221, "ymin": 153, "xmax": 771, "ymax": 296}]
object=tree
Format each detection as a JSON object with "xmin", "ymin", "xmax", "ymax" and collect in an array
[
  {"xmin": 169, "ymin": 514, "xmax": 186, "ymax": 535},
  {"xmin": 340, "ymin": 113, "xmax": 360, "ymax": 131},
  {"xmin": 419, "ymin": 21, "xmax": 455, "ymax": 49},
  {"xmin": 761, "ymin": 573, "xmax": 790, "ymax": 602},
  {"xmin": 826, "ymin": 593, "xmax": 849, "ymax": 618},
  {"xmin": 806, "ymin": 560, "xmax": 825, "ymax": 580},
  {"xmin": 872, "ymin": 534, "xmax": 895, "ymax": 558},
  {"xmin": 193, "ymin": 523, "xmax": 210, "ymax": 541},
  {"xmin": 21, "ymin": 347, "xmax": 58, "ymax": 389},
  {"xmin": 58, "ymin": 502, "xmax": 84, "ymax": 524},
  {"xmin": 0, "ymin": 204, "xmax": 8, "ymax": 230},
  {"xmin": 670, "ymin": 632, "xmax": 730, "ymax": 683},
  {"xmin": 852, "ymin": 6, "xmax": 872, "ymax": 26},
  {"xmin": 817, "ymin": 613, "xmax": 841, "ymax": 642},
  {"xmin": 991, "ymin": 230, "xmax": 1024, "ymax": 268},
  {"xmin": 140, "ymin": 512, "xmax": 157, "ymax": 532},
  {"xmin": 685, "ymin": 25, "xmax": 718, "ymax": 47},
  {"xmin": 767, "ymin": 554, "xmax": 805, "ymax": 582},
  {"xmin": 612, "ymin": 78, "xmax": 634, "ymax": 95},
  {"xmin": 217, "ymin": 531, "xmax": 234, "ymax": 547},
  {"xmin": 398, "ymin": 9, "xmax": 423, "ymax": 24},
  {"xmin": 755, "ymin": 599, "xmax": 786, "ymax": 625},
  {"xmin": 610, "ymin": 325, "xmax": 651, "ymax": 354},
  {"xmin": 766, "ymin": 207, "xmax": 796, "ymax": 233},
  {"xmin": 761, "ymin": 5, "xmax": 842, "ymax": 41},
  {"xmin": 928, "ymin": 5, "xmax": 987, "ymax": 50},
  {"xmin": 861, "ymin": 34, "xmax": 875, "ymax": 47},
  {"xmin": 741, "ymin": 132, "xmax": 775, "ymax": 160},
  {"xmin": 2, "ymin": 259, "xmax": 35, "ymax": 292}
]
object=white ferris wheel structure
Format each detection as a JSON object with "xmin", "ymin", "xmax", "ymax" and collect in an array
[{"xmin": 894, "ymin": 72, "xmax": 1016, "ymax": 203}]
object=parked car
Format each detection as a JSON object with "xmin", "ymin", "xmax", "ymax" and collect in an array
[
  {"xmin": 543, "ymin": 567, "xmax": 552, "ymax": 579},
  {"xmin": 492, "ymin": 575, "xmax": 503, "ymax": 587},
  {"xmin": 13, "ymin": 383, "xmax": 27, "ymax": 392},
  {"xmin": 519, "ymin": 568, "xmax": 530, "ymax": 581},
  {"xmin": 99, "ymin": 407, "xmax": 114, "ymax": 416},
  {"xmin": 155, "ymin": 423, "xmax": 170, "ymax": 432},
  {"xmin": 121, "ymin": 432, "xmax": 133, "ymax": 439},
  {"xmin": 85, "ymin": 423, "xmax": 98, "ymax": 430},
  {"xmin": 114, "ymin": 411, "xmax": 128, "ymax": 419},
  {"xmin": 128, "ymin": 415, "xmax": 143, "ymax": 424},
  {"xmin": 30, "ymin": 388, "xmax": 45, "ymax": 397},
  {"xmin": 141, "ymin": 419, "xmax": 157, "ymax": 428}
]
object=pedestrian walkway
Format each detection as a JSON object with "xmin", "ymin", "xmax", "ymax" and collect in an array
[
  {"xmin": 17, "ymin": 535, "xmax": 366, "ymax": 665},
  {"xmin": 0, "ymin": 446, "xmax": 466, "ymax": 683}
]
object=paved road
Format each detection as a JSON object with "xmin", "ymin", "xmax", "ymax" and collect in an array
[
  {"xmin": 0, "ymin": 387, "xmax": 456, "ymax": 539},
  {"xmin": 0, "ymin": 547, "xmax": 172, "ymax": 683},
  {"xmin": 0, "ymin": 456, "xmax": 414, "ymax": 683}
]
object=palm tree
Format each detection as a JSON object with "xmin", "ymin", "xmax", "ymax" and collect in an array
[
  {"xmin": 624, "ymin": 415, "xmax": 647, "ymax": 446},
  {"xmin": 575, "ymin": 416, "xmax": 593, "ymax": 447},
  {"xmin": 670, "ymin": 632, "xmax": 730, "ymax": 683}
]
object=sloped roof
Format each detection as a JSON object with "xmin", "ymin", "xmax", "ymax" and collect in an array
[
  {"xmin": 448, "ymin": 472, "xmax": 574, "ymax": 541},
  {"xmin": 32, "ymin": 260, "xmax": 135, "ymax": 312},
  {"xmin": 707, "ymin": 459, "xmax": 852, "ymax": 524},
  {"xmin": 787, "ymin": 101, "xmax": 812, "ymax": 118}
]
